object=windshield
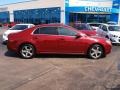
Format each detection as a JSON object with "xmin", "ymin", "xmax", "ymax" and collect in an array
[
  {"xmin": 10, "ymin": 25, "xmax": 28, "ymax": 30},
  {"xmin": 89, "ymin": 24, "xmax": 101, "ymax": 27},
  {"xmin": 108, "ymin": 26, "xmax": 120, "ymax": 31},
  {"xmin": 74, "ymin": 24, "xmax": 92, "ymax": 30}
]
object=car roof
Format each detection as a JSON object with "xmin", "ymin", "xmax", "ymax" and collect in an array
[
  {"xmin": 100, "ymin": 23, "xmax": 120, "ymax": 26},
  {"xmin": 36, "ymin": 23, "xmax": 65, "ymax": 27},
  {"xmin": 88, "ymin": 23, "xmax": 103, "ymax": 24},
  {"xmin": 16, "ymin": 23, "xmax": 35, "ymax": 26}
]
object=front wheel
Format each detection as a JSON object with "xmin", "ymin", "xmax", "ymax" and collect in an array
[
  {"xmin": 19, "ymin": 44, "xmax": 35, "ymax": 59},
  {"xmin": 88, "ymin": 44, "xmax": 104, "ymax": 59}
]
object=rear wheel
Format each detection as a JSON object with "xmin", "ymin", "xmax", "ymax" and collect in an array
[
  {"xmin": 88, "ymin": 44, "xmax": 104, "ymax": 59},
  {"xmin": 19, "ymin": 44, "xmax": 35, "ymax": 59}
]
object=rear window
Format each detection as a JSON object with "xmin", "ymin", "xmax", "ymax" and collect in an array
[{"xmin": 89, "ymin": 24, "xmax": 100, "ymax": 27}]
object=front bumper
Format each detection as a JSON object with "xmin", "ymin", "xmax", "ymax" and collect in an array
[
  {"xmin": 110, "ymin": 37, "xmax": 120, "ymax": 44},
  {"xmin": 104, "ymin": 41, "xmax": 112, "ymax": 54}
]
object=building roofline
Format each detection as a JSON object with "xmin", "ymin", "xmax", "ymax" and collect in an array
[{"xmin": 0, "ymin": 0, "xmax": 39, "ymax": 6}]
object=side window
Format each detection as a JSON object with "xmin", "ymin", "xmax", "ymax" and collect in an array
[
  {"xmin": 40, "ymin": 27, "xmax": 58, "ymax": 35},
  {"xmin": 58, "ymin": 27, "xmax": 77, "ymax": 36},
  {"xmin": 102, "ymin": 25, "xmax": 107, "ymax": 31},
  {"xmin": 34, "ymin": 27, "xmax": 58, "ymax": 35},
  {"xmin": 99, "ymin": 25, "xmax": 102, "ymax": 29},
  {"xmin": 34, "ymin": 28, "xmax": 40, "ymax": 34}
]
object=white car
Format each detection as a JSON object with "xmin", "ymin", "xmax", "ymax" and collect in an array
[
  {"xmin": 2, "ymin": 23, "xmax": 35, "ymax": 43},
  {"xmin": 3, "ymin": 24, "xmax": 35, "ymax": 42},
  {"xmin": 87, "ymin": 23, "xmax": 102, "ymax": 30},
  {"xmin": 97, "ymin": 24, "xmax": 120, "ymax": 44}
]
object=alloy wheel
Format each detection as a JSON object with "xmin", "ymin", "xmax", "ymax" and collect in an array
[
  {"xmin": 20, "ymin": 44, "xmax": 35, "ymax": 59},
  {"xmin": 89, "ymin": 44, "xmax": 103, "ymax": 59}
]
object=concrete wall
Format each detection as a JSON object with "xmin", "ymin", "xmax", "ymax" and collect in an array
[{"xmin": 0, "ymin": 0, "xmax": 65, "ymax": 23}]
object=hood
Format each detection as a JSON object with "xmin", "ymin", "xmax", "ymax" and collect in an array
[
  {"xmin": 80, "ymin": 30, "xmax": 96, "ymax": 36},
  {"xmin": 89, "ymin": 36, "xmax": 107, "ymax": 42},
  {"xmin": 4, "ymin": 30, "xmax": 22, "ymax": 35},
  {"xmin": 109, "ymin": 31, "xmax": 120, "ymax": 36}
]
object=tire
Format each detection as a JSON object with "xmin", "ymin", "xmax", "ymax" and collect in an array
[
  {"xmin": 88, "ymin": 44, "xmax": 104, "ymax": 59},
  {"xmin": 19, "ymin": 44, "xmax": 35, "ymax": 59}
]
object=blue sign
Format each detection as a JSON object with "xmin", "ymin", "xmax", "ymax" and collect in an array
[
  {"xmin": 66, "ymin": 6, "xmax": 112, "ymax": 13},
  {"xmin": 85, "ymin": 6, "xmax": 112, "ymax": 12}
]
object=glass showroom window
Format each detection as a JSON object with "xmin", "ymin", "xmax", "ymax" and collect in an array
[
  {"xmin": 14, "ymin": 7, "xmax": 61, "ymax": 24},
  {"xmin": 0, "ymin": 11, "xmax": 10, "ymax": 23}
]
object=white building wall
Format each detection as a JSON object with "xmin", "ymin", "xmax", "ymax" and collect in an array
[{"xmin": 0, "ymin": 0, "xmax": 65, "ymax": 23}]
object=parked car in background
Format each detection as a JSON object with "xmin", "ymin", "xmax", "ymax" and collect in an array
[
  {"xmin": 7, "ymin": 24, "xmax": 111, "ymax": 59},
  {"xmin": 3, "ymin": 22, "xmax": 18, "ymax": 28},
  {"xmin": 3, "ymin": 23, "xmax": 35, "ymax": 43},
  {"xmin": 88, "ymin": 23, "xmax": 102, "ymax": 30},
  {"xmin": 107, "ymin": 21, "xmax": 117, "ymax": 25},
  {"xmin": 0, "ymin": 23, "xmax": 2, "ymax": 27},
  {"xmin": 97, "ymin": 24, "xmax": 120, "ymax": 44},
  {"xmin": 73, "ymin": 23, "xmax": 97, "ymax": 36},
  {"xmin": 8, "ymin": 22, "xmax": 17, "ymax": 28}
]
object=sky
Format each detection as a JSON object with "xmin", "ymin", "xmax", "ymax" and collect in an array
[{"xmin": 0, "ymin": 0, "xmax": 30, "ymax": 5}]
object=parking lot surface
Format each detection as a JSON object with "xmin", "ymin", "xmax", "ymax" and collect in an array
[{"xmin": 0, "ymin": 27, "xmax": 120, "ymax": 90}]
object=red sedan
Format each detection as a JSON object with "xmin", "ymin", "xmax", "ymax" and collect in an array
[{"xmin": 7, "ymin": 24, "xmax": 112, "ymax": 59}]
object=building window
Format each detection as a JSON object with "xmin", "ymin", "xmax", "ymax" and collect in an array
[
  {"xmin": 14, "ymin": 7, "xmax": 61, "ymax": 24},
  {"xmin": 0, "ymin": 11, "xmax": 10, "ymax": 23}
]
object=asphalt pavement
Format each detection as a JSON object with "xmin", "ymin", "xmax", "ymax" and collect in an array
[{"xmin": 0, "ymin": 27, "xmax": 120, "ymax": 90}]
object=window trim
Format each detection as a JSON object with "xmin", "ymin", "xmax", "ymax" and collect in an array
[
  {"xmin": 32, "ymin": 26, "xmax": 78, "ymax": 37},
  {"xmin": 58, "ymin": 27, "xmax": 77, "ymax": 36},
  {"xmin": 33, "ymin": 26, "xmax": 59, "ymax": 35},
  {"xmin": 102, "ymin": 25, "xmax": 108, "ymax": 31}
]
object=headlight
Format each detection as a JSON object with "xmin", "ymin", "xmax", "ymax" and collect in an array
[
  {"xmin": 113, "ymin": 35, "xmax": 118, "ymax": 37},
  {"xmin": 106, "ymin": 40, "xmax": 111, "ymax": 45},
  {"xmin": 110, "ymin": 34, "xmax": 118, "ymax": 38}
]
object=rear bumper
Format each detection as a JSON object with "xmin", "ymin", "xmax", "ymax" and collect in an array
[{"xmin": 7, "ymin": 40, "xmax": 18, "ymax": 52}]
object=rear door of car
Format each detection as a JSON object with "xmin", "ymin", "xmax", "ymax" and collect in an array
[
  {"xmin": 33, "ymin": 26, "xmax": 60, "ymax": 53},
  {"xmin": 101, "ymin": 25, "xmax": 108, "ymax": 37},
  {"xmin": 97, "ymin": 25, "xmax": 103, "ymax": 36}
]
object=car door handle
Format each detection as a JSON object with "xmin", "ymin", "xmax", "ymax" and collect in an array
[
  {"xmin": 59, "ymin": 38, "xmax": 65, "ymax": 40},
  {"xmin": 33, "ymin": 37, "xmax": 39, "ymax": 39}
]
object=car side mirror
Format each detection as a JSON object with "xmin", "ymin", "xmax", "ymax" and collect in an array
[{"xmin": 75, "ymin": 34, "xmax": 81, "ymax": 39}]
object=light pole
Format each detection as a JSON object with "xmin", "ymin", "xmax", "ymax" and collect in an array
[{"xmin": 118, "ymin": 2, "xmax": 120, "ymax": 25}]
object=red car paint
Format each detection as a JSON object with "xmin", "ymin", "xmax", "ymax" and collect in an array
[
  {"xmin": 80, "ymin": 30, "xmax": 97, "ymax": 36},
  {"xmin": 7, "ymin": 24, "xmax": 111, "ymax": 57},
  {"xmin": 73, "ymin": 23, "xmax": 97, "ymax": 36}
]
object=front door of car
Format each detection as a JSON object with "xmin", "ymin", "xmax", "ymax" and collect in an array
[
  {"xmin": 57, "ymin": 27, "xmax": 85, "ymax": 53},
  {"xmin": 33, "ymin": 27, "xmax": 60, "ymax": 53},
  {"xmin": 101, "ymin": 25, "xmax": 108, "ymax": 37}
]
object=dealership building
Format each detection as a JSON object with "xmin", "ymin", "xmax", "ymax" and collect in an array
[{"xmin": 0, "ymin": 0, "xmax": 120, "ymax": 25}]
